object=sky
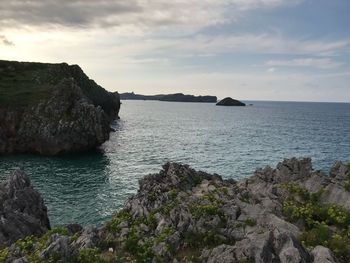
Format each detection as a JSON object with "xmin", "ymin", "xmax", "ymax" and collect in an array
[{"xmin": 0, "ymin": 0, "xmax": 349, "ymax": 102}]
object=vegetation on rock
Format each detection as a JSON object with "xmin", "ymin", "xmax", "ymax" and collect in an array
[
  {"xmin": 282, "ymin": 182, "xmax": 350, "ymax": 262},
  {"xmin": 1, "ymin": 158, "xmax": 350, "ymax": 262},
  {"xmin": 0, "ymin": 60, "xmax": 120, "ymax": 155}
]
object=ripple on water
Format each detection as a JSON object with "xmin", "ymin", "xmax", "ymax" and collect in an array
[{"xmin": 0, "ymin": 100, "xmax": 350, "ymax": 226}]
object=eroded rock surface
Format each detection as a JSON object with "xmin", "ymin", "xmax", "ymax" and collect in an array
[
  {"xmin": 0, "ymin": 170, "xmax": 50, "ymax": 246},
  {"xmin": 1, "ymin": 158, "xmax": 350, "ymax": 262}
]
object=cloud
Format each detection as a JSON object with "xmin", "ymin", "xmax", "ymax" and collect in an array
[
  {"xmin": 138, "ymin": 34, "xmax": 350, "ymax": 57},
  {"xmin": 0, "ymin": 0, "xmax": 302, "ymax": 32},
  {"xmin": 266, "ymin": 58, "xmax": 344, "ymax": 69},
  {"xmin": 267, "ymin": 67, "xmax": 276, "ymax": 72},
  {"xmin": 0, "ymin": 35, "xmax": 14, "ymax": 46}
]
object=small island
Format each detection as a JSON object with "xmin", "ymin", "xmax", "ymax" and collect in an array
[
  {"xmin": 216, "ymin": 97, "xmax": 246, "ymax": 106},
  {"xmin": 120, "ymin": 92, "xmax": 217, "ymax": 103}
]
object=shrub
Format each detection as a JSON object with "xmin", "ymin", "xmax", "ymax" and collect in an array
[
  {"xmin": 282, "ymin": 183, "xmax": 350, "ymax": 262},
  {"xmin": 0, "ymin": 248, "xmax": 9, "ymax": 262},
  {"xmin": 244, "ymin": 218, "xmax": 257, "ymax": 227},
  {"xmin": 191, "ymin": 204, "xmax": 219, "ymax": 219},
  {"xmin": 106, "ymin": 210, "xmax": 131, "ymax": 232},
  {"xmin": 77, "ymin": 248, "xmax": 104, "ymax": 263}
]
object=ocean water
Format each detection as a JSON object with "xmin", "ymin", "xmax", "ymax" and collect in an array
[{"xmin": 0, "ymin": 100, "xmax": 350, "ymax": 226}]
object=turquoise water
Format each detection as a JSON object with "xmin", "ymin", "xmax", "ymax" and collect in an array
[{"xmin": 0, "ymin": 100, "xmax": 350, "ymax": 226}]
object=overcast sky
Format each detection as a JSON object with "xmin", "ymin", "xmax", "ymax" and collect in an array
[{"xmin": 1, "ymin": 0, "xmax": 349, "ymax": 102}]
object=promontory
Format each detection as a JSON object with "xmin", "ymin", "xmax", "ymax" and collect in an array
[{"xmin": 0, "ymin": 60, "xmax": 120, "ymax": 155}]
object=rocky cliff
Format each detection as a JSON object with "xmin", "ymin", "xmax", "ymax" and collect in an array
[
  {"xmin": 0, "ymin": 60, "xmax": 121, "ymax": 155},
  {"xmin": 1, "ymin": 158, "xmax": 350, "ymax": 262},
  {"xmin": 0, "ymin": 170, "xmax": 50, "ymax": 246}
]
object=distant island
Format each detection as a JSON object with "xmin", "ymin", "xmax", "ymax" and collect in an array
[
  {"xmin": 216, "ymin": 97, "xmax": 246, "ymax": 106},
  {"xmin": 120, "ymin": 92, "xmax": 217, "ymax": 103}
]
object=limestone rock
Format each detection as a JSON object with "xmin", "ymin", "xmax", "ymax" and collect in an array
[
  {"xmin": 3, "ymin": 158, "xmax": 350, "ymax": 262},
  {"xmin": 311, "ymin": 246, "xmax": 339, "ymax": 263},
  {"xmin": 0, "ymin": 170, "xmax": 50, "ymax": 246}
]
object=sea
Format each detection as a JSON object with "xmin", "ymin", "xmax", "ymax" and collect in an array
[{"xmin": 0, "ymin": 100, "xmax": 349, "ymax": 226}]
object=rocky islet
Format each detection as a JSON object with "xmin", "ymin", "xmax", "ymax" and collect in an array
[{"xmin": 216, "ymin": 97, "xmax": 246, "ymax": 106}]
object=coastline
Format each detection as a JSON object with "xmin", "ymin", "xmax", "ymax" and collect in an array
[{"xmin": 1, "ymin": 158, "xmax": 349, "ymax": 262}]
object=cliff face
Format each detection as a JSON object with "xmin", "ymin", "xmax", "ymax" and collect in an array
[
  {"xmin": 0, "ymin": 60, "xmax": 120, "ymax": 155},
  {"xmin": 1, "ymin": 158, "xmax": 350, "ymax": 262}
]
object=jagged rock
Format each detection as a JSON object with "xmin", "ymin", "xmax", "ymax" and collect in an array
[
  {"xmin": 311, "ymin": 246, "xmax": 339, "ymax": 263},
  {"xmin": 0, "ymin": 170, "xmax": 50, "ymax": 246},
  {"xmin": 65, "ymin": 224, "xmax": 83, "ymax": 235},
  {"xmin": 200, "ymin": 245, "xmax": 236, "ymax": 263},
  {"xmin": 12, "ymin": 258, "xmax": 28, "ymax": 263},
  {"xmin": 40, "ymin": 234, "xmax": 72, "ymax": 261},
  {"xmin": 2, "ymin": 158, "xmax": 350, "ymax": 262},
  {"xmin": 72, "ymin": 226, "xmax": 100, "ymax": 249},
  {"xmin": 97, "ymin": 159, "xmax": 318, "ymax": 262}
]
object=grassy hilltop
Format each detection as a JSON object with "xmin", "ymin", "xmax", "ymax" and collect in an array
[{"xmin": 0, "ymin": 60, "xmax": 119, "ymax": 118}]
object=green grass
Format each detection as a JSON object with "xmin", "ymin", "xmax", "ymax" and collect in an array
[
  {"xmin": 0, "ymin": 60, "xmax": 119, "ymax": 115},
  {"xmin": 0, "ymin": 65, "xmax": 55, "ymax": 108},
  {"xmin": 0, "ymin": 227, "xmax": 73, "ymax": 263}
]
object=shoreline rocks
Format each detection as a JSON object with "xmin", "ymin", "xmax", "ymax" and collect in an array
[
  {"xmin": 0, "ymin": 60, "xmax": 121, "ymax": 155},
  {"xmin": 0, "ymin": 170, "xmax": 50, "ymax": 246},
  {"xmin": 1, "ymin": 158, "xmax": 349, "ymax": 262}
]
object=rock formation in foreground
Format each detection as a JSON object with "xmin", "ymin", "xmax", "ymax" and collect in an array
[
  {"xmin": 1, "ymin": 158, "xmax": 350, "ymax": 262},
  {"xmin": 0, "ymin": 60, "xmax": 121, "ymax": 155},
  {"xmin": 216, "ymin": 97, "xmax": 246, "ymax": 106},
  {"xmin": 0, "ymin": 170, "xmax": 50, "ymax": 246},
  {"xmin": 120, "ymin": 92, "xmax": 217, "ymax": 103}
]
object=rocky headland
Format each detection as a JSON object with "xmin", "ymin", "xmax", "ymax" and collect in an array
[
  {"xmin": 120, "ymin": 92, "xmax": 217, "ymax": 103},
  {"xmin": 0, "ymin": 60, "xmax": 121, "ymax": 155},
  {"xmin": 216, "ymin": 97, "xmax": 246, "ymax": 106},
  {"xmin": 1, "ymin": 158, "xmax": 350, "ymax": 262}
]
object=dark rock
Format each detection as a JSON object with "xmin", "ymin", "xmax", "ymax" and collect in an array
[
  {"xmin": 65, "ymin": 224, "xmax": 83, "ymax": 235},
  {"xmin": 40, "ymin": 234, "xmax": 72, "ymax": 261},
  {"xmin": 0, "ymin": 170, "xmax": 50, "ymax": 246},
  {"xmin": 216, "ymin": 97, "xmax": 246, "ymax": 106},
  {"xmin": 72, "ymin": 226, "xmax": 100, "ymax": 249}
]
